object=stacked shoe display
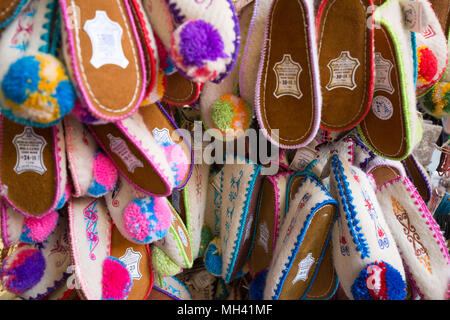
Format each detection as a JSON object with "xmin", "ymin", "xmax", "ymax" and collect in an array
[{"xmin": 0, "ymin": 0, "xmax": 448, "ymax": 300}]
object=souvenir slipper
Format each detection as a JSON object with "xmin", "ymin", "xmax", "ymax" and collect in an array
[
  {"xmin": 0, "ymin": 116, "xmax": 67, "ymax": 217},
  {"xmin": 317, "ymin": 0, "xmax": 374, "ymax": 131},
  {"xmin": 248, "ymin": 171, "xmax": 291, "ymax": 277},
  {"xmin": 239, "ymin": 0, "xmax": 274, "ymax": 109},
  {"xmin": 279, "ymin": 171, "xmax": 339, "ymax": 301},
  {"xmin": 0, "ymin": 0, "xmax": 76, "ymax": 127},
  {"xmin": 166, "ymin": 0, "xmax": 240, "ymax": 83},
  {"xmin": 104, "ymin": 175, "xmax": 171, "ymax": 246},
  {"xmin": 255, "ymin": 0, "xmax": 321, "ymax": 148},
  {"xmin": 64, "ymin": 115, "xmax": 118, "ymax": 198},
  {"xmin": 262, "ymin": 174, "xmax": 337, "ymax": 300},
  {"xmin": 352, "ymin": 136, "xmax": 376, "ymax": 172},
  {"xmin": 200, "ymin": 2, "xmax": 254, "ymax": 141},
  {"xmin": 428, "ymin": 0, "xmax": 450, "ymax": 37},
  {"xmin": 139, "ymin": 103, "xmax": 192, "ymax": 189},
  {"xmin": 151, "ymin": 246, "xmax": 182, "ymax": 278},
  {"xmin": 313, "ymin": 136, "xmax": 354, "ymax": 178},
  {"xmin": 18, "ymin": 214, "xmax": 71, "ymax": 300},
  {"xmin": 128, "ymin": 0, "xmax": 158, "ymax": 101},
  {"xmin": 210, "ymin": 154, "xmax": 263, "ymax": 283},
  {"xmin": 162, "ymin": 71, "xmax": 202, "ymax": 106},
  {"xmin": 59, "ymin": 0, "xmax": 147, "ymax": 121},
  {"xmin": 367, "ymin": 160, "xmax": 450, "ymax": 300},
  {"xmin": 414, "ymin": 0, "xmax": 448, "ymax": 97},
  {"xmin": 329, "ymin": 154, "xmax": 407, "ymax": 300},
  {"xmin": 1, "ymin": 198, "xmax": 24, "ymax": 248},
  {"xmin": 68, "ymin": 197, "xmax": 135, "ymax": 300},
  {"xmin": 153, "ymin": 200, "xmax": 193, "ymax": 269},
  {"xmin": 203, "ymin": 166, "xmax": 224, "ymax": 239},
  {"xmin": 0, "ymin": 0, "xmax": 29, "ymax": 29},
  {"xmin": 151, "ymin": 274, "xmax": 192, "ymax": 300},
  {"xmin": 401, "ymin": 154, "xmax": 432, "ymax": 204},
  {"xmin": 87, "ymin": 111, "xmax": 174, "ymax": 197},
  {"xmin": 358, "ymin": 0, "xmax": 421, "ymax": 161}
]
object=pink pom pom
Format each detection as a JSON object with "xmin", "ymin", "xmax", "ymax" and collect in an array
[
  {"xmin": 152, "ymin": 197, "xmax": 172, "ymax": 232},
  {"xmin": 102, "ymin": 256, "xmax": 132, "ymax": 300},
  {"xmin": 163, "ymin": 143, "xmax": 189, "ymax": 187},
  {"xmin": 93, "ymin": 152, "xmax": 118, "ymax": 189},
  {"xmin": 22, "ymin": 211, "xmax": 59, "ymax": 243}
]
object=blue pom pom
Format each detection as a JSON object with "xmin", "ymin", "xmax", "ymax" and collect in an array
[
  {"xmin": 2, "ymin": 56, "xmax": 40, "ymax": 104},
  {"xmin": 53, "ymin": 79, "xmax": 75, "ymax": 116},
  {"xmin": 55, "ymin": 193, "xmax": 67, "ymax": 211},
  {"xmin": 204, "ymin": 240, "xmax": 222, "ymax": 276},
  {"xmin": 87, "ymin": 180, "xmax": 108, "ymax": 197},
  {"xmin": 249, "ymin": 270, "xmax": 268, "ymax": 300},
  {"xmin": 351, "ymin": 261, "xmax": 406, "ymax": 300}
]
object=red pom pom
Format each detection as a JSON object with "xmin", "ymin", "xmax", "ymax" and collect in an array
[{"xmin": 418, "ymin": 46, "xmax": 438, "ymax": 83}]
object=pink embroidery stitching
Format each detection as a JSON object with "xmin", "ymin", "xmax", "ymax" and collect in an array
[{"xmin": 84, "ymin": 199, "xmax": 99, "ymax": 261}]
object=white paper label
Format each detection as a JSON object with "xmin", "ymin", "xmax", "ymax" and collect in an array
[
  {"xmin": 401, "ymin": 0, "xmax": 428, "ymax": 33},
  {"xmin": 119, "ymin": 247, "xmax": 142, "ymax": 280},
  {"xmin": 13, "ymin": 127, "xmax": 47, "ymax": 175},
  {"xmin": 372, "ymin": 95, "xmax": 393, "ymax": 120},
  {"xmin": 326, "ymin": 51, "xmax": 360, "ymax": 91},
  {"xmin": 108, "ymin": 134, "xmax": 144, "ymax": 173},
  {"xmin": 292, "ymin": 252, "xmax": 315, "ymax": 284},
  {"xmin": 83, "ymin": 10, "xmax": 129, "ymax": 69},
  {"xmin": 273, "ymin": 54, "xmax": 303, "ymax": 99},
  {"xmin": 152, "ymin": 128, "xmax": 175, "ymax": 145},
  {"xmin": 374, "ymin": 52, "xmax": 394, "ymax": 94}
]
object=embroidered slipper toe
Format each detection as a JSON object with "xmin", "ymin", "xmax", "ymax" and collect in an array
[
  {"xmin": 317, "ymin": 0, "xmax": 374, "ymax": 131},
  {"xmin": 59, "ymin": 0, "xmax": 147, "ymax": 121},
  {"xmin": 0, "ymin": 0, "xmax": 75, "ymax": 127},
  {"xmin": 263, "ymin": 175, "xmax": 337, "ymax": 300},
  {"xmin": 358, "ymin": 0, "xmax": 421, "ymax": 161},
  {"xmin": 368, "ymin": 161, "xmax": 450, "ymax": 300},
  {"xmin": 329, "ymin": 154, "xmax": 407, "ymax": 300},
  {"xmin": 402, "ymin": 154, "xmax": 432, "ymax": 204},
  {"xmin": 167, "ymin": 0, "xmax": 240, "ymax": 83},
  {"xmin": 152, "ymin": 274, "xmax": 192, "ymax": 300},
  {"xmin": 0, "ymin": 117, "xmax": 67, "ymax": 217},
  {"xmin": 255, "ymin": 0, "xmax": 321, "ymax": 148}
]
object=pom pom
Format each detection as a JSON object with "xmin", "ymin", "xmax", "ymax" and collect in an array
[
  {"xmin": 123, "ymin": 196, "xmax": 171, "ymax": 244},
  {"xmin": 417, "ymin": 46, "xmax": 438, "ymax": 84},
  {"xmin": 160, "ymin": 142, "xmax": 189, "ymax": 187},
  {"xmin": 102, "ymin": 256, "xmax": 133, "ymax": 300},
  {"xmin": 1, "ymin": 245, "xmax": 45, "ymax": 295},
  {"xmin": 423, "ymin": 81, "xmax": 450, "ymax": 118},
  {"xmin": 87, "ymin": 151, "xmax": 119, "ymax": 197},
  {"xmin": 211, "ymin": 94, "xmax": 252, "ymax": 138},
  {"xmin": 198, "ymin": 225, "xmax": 214, "ymax": 258},
  {"xmin": 204, "ymin": 238, "xmax": 222, "ymax": 276},
  {"xmin": 351, "ymin": 261, "xmax": 407, "ymax": 300},
  {"xmin": 20, "ymin": 211, "xmax": 59, "ymax": 244},
  {"xmin": 249, "ymin": 269, "xmax": 268, "ymax": 300},
  {"xmin": 1, "ymin": 53, "xmax": 75, "ymax": 126},
  {"xmin": 171, "ymin": 20, "xmax": 228, "ymax": 82},
  {"xmin": 56, "ymin": 182, "xmax": 72, "ymax": 210},
  {"xmin": 151, "ymin": 247, "xmax": 182, "ymax": 277}
]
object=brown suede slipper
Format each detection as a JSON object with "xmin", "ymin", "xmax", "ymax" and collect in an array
[
  {"xmin": 429, "ymin": 0, "xmax": 450, "ymax": 37},
  {"xmin": 162, "ymin": 72, "xmax": 202, "ymax": 106},
  {"xmin": 317, "ymin": 0, "xmax": 374, "ymax": 131}
]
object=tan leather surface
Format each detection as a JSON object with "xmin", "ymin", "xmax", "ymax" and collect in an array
[
  {"xmin": 249, "ymin": 178, "xmax": 276, "ymax": 274},
  {"xmin": 1, "ymin": 118, "xmax": 56, "ymax": 215},
  {"xmin": 88, "ymin": 123, "xmax": 170, "ymax": 196},
  {"xmin": 359, "ymin": 24, "xmax": 408, "ymax": 158},
  {"xmin": 305, "ymin": 245, "xmax": 337, "ymax": 299},
  {"xmin": 278, "ymin": 204, "xmax": 335, "ymax": 300},
  {"xmin": 140, "ymin": 103, "xmax": 191, "ymax": 186},
  {"xmin": 428, "ymin": 0, "xmax": 450, "ymax": 37},
  {"xmin": 163, "ymin": 72, "xmax": 200, "ymax": 106},
  {"xmin": 0, "ymin": 0, "xmax": 20, "ymax": 23},
  {"xmin": 318, "ymin": 0, "xmax": 372, "ymax": 131},
  {"xmin": 369, "ymin": 165, "xmax": 400, "ymax": 186},
  {"xmin": 110, "ymin": 226, "xmax": 151, "ymax": 300},
  {"xmin": 147, "ymin": 288, "xmax": 175, "ymax": 300},
  {"xmin": 288, "ymin": 174, "xmax": 306, "ymax": 201},
  {"xmin": 63, "ymin": 0, "xmax": 143, "ymax": 118},
  {"xmin": 257, "ymin": 0, "xmax": 316, "ymax": 146},
  {"xmin": 403, "ymin": 156, "xmax": 430, "ymax": 203}
]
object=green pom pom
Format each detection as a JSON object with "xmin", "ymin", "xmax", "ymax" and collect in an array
[
  {"xmin": 211, "ymin": 100, "xmax": 235, "ymax": 131},
  {"xmin": 198, "ymin": 225, "xmax": 214, "ymax": 258},
  {"xmin": 152, "ymin": 247, "xmax": 181, "ymax": 277}
]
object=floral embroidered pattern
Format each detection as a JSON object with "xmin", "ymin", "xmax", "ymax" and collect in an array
[
  {"xmin": 391, "ymin": 196, "xmax": 432, "ymax": 274},
  {"xmin": 362, "ymin": 189, "xmax": 389, "ymax": 250},
  {"xmin": 10, "ymin": 4, "xmax": 36, "ymax": 51},
  {"xmin": 84, "ymin": 199, "xmax": 99, "ymax": 261},
  {"xmin": 49, "ymin": 235, "xmax": 70, "ymax": 268}
]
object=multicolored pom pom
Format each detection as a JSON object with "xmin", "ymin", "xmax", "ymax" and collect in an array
[
  {"xmin": 422, "ymin": 81, "xmax": 450, "ymax": 118},
  {"xmin": 171, "ymin": 20, "xmax": 228, "ymax": 83},
  {"xmin": 0, "ymin": 53, "xmax": 75, "ymax": 127},
  {"xmin": 1, "ymin": 245, "xmax": 45, "ymax": 295},
  {"xmin": 204, "ymin": 237, "xmax": 222, "ymax": 277},
  {"xmin": 101, "ymin": 256, "xmax": 133, "ymax": 300},
  {"xmin": 87, "ymin": 151, "xmax": 119, "ymax": 197},
  {"xmin": 160, "ymin": 142, "xmax": 189, "ymax": 188},
  {"xmin": 123, "ymin": 196, "xmax": 171, "ymax": 244},
  {"xmin": 210, "ymin": 94, "xmax": 252, "ymax": 139},
  {"xmin": 151, "ymin": 246, "xmax": 182, "ymax": 277},
  {"xmin": 417, "ymin": 46, "xmax": 438, "ymax": 86},
  {"xmin": 351, "ymin": 261, "xmax": 407, "ymax": 300},
  {"xmin": 20, "ymin": 211, "xmax": 59, "ymax": 244}
]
